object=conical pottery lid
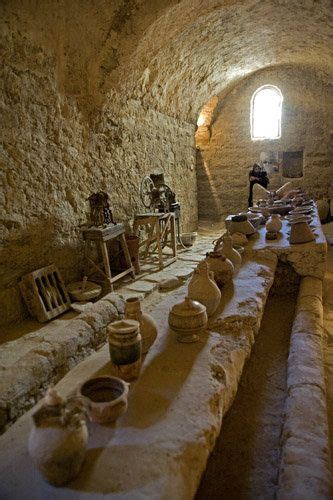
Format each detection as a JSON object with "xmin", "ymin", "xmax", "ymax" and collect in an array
[
  {"xmin": 170, "ymin": 297, "xmax": 206, "ymax": 317},
  {"xmin": 289, "ymin": 221, "xmax": 315, "ymax": 244}
]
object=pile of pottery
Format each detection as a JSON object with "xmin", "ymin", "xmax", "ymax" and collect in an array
[
  {"xmin": 286, "ymin": 199, "xmax": 316, "ymax": 244},
  {"xmin": 29, "ymin": 297, "xmax": 159, "ymax": 486}
]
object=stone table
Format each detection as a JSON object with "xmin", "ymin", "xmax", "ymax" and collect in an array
[
  {"xmin": 246, "ymin": 207, "xmax": 327, "ymax": 279},
  {"xmin": 0, "ymin": 256, "xmax": 277, "ymax": 500}
]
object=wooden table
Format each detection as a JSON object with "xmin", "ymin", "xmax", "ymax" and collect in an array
[
  {"xmin": 81, "ymin": 223, "xmax": 135, "ymax": 291},
  {"xmin": 133, "ymin": 213, "xmax": 177, "ymax": 270}
]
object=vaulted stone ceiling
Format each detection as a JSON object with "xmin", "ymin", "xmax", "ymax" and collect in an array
[{"xmin": 3, "ymin": 0, "xmax": 332, "ymax": 122}]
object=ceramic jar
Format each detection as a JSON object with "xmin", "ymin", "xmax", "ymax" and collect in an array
[
  {"xmin": 28, "ymin": 388, "xmax": 88, "ymax": 486},
  {"xmin": 107, "ymin": 319, "xmax": 142, "ymax": 382},
  {"xmin": 229, "ymin": 218, "xmax": 256, "ymax": 236},
  {"xmin": 231, "ymin": 232, "xmax": 248, "ymax": 246},
  {"xmin": 220, "ymin": 232, "xmax": 242, "ymax": 272},
  {"xmin": 188, "ymin": 261, "xmax": 221, "ymax": 317},
  {"xmin": 266, "ymin": 214, "xmax": 282, "ymax": 233},
  {"xmin": 124, "ymin": 297, "xmax": 157, "ymax": 354},
  {"xmin": 168, "ymin": 297, "xmax": 208, "ymax": 343},
  {"xmin": 78, "ymin": 376, "xmax": 129, "ymax": 424},
  {"xmin": 205, "ymin": 252, "xmax": 234, "ymax": 289},
  {"xmin": 289, "ymin": 221, "xmax": 315, "ymax": 244}
]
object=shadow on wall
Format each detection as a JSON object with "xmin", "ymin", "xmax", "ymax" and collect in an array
[
  {"xmin": 195, "ymin": 150, "xmax": 222, "ymax": 221},
  {"xmin": 0, "ymin": 216, "xmax": 84, "ymax": 328}
]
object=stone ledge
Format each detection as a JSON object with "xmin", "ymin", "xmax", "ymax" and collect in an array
[
  {"xmin": 0, "ymin": 295, "xmax": 123, "ymax": 433},
  {"xmin": 277, "ymin": 276, "xmax": 332, "ymax": 499},
  {"xmin": 0, "ymin": 257, "xmax": 276, "ymax": 498}
]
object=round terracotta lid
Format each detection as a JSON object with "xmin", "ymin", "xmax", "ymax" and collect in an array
[{"xmin": 170, "ymin": 297, "xmax": 206, "ymax": 317}]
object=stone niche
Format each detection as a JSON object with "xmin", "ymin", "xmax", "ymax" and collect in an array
[{"xmin": 196, "ymin": 65, "xmax": 333, "ymax": 220}]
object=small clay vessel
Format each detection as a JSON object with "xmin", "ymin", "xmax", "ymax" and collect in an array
[
  {"xmin": 78, "ymin": 376, "xmax": 129, "ymax": 424},
  {"xmin": 265, "ymin": 214, "xmax": 282, "ymax": 233},
  {"xmin": 188, "ymin": 261, "xmax": 221, "ymax": 317},
  {"xmin": 219, "ymin": 232, "xmax": 242, "ymax": 272},
  {"xmin": 107, "ymin": 319, "xmax": 142, "ymax": 382},
  {"xmin": 229, "ymin": 219, "xmax": 256, "ymax": 236},
  {"xmin": 28, "ymin": 388, "xmax": 88, "ymax": 486},
  {"xmin": 231, "ymin": 232, "xmax": 248, "ymax": 246},
  {"xmin": 168, "ymin": 297, "xmax": 208, "ymax": 343},
  {"xmin": 205, "ymin": 251, "xmax": 234, "ymax": 289},
  {"xmin": 289, "ymin": 221, "xmax": 315, "ymax": 244},
  {"xmin": 124, "ymin": 297, "xmax": 157, "ymax": 354}
]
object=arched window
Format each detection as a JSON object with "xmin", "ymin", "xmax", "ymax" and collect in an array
[{"xmin": 251, "ymin": 85, "xmax": 283, "ymax": 140}]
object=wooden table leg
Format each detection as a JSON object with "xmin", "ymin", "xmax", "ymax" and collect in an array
[
  {"xmin": 156, "ymin": 220, "xmax": 163, "ymax": 269},
  {"xmin": 170, "ymin": 214, "xmax": 177, "ymax": 258},
  {"xmin": 100, "ymin": 240, "xmax": 113, "ymax": 291},
  {"xmin": 120, "ymin": 233, "xmax": 135, "ymax": 278}
]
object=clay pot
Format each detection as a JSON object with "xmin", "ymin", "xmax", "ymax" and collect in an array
[
  {"xmin": 28, "ymin": 388, "xmax": 88, "ymax": 486},
  {"xmin": 124, "ymin": 297, "xmax": 157, "ymax": 354},
  {"xmin": 188, "ymin": 261, "xmax": 221, "ymax": 317},
  {"xmin": 220, "ymin": 232, "xmax": 242, "ymax": 272},
  {"xmin": 205, "ymin": 252, "xmax": 234, "ymax": 288},
  {"xmin": 231, "ymin": 232, "xmax": 248, "ymax": 246},
  {"xmin": 107, "ymin": 319, "xmax": 142, "ymax": 382},
  {"xmin": 289, "ymin": 221, "xmax": 315, "ymax": 244},
  {"xmin": 265, "ymin": 214, "xmax": 282, "ymax": 233},
  {"xmin": 168, "ymin": 297, "xmax": 208, "ymax": 343},
  {"xmin": 78, "ymin": 376, "xmax": 129, "ymax": 424},
  {"xmin": 229, "ymin": 219, "xmax": 256, "ymax": 236},
  {"xmin": 316, "ymin": 199, "xmax": 330, "ymax": 222}
]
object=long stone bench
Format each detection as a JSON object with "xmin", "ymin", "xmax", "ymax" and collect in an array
[
  {"xmin": 0, "ymin": 255, "xmax": 278, "ymax": 498},
  {"xmin": 277, "ymin": 277, "xmax": 331, "ymax": 499}
]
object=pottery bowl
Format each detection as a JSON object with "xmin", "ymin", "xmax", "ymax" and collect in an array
[
  {"xmin": 78, "ymin": 376, "xmax": 129, "ymax": 424},
  {"xmin": 180, "ymin": 232, "xmax": 197, "ymax": 247}
]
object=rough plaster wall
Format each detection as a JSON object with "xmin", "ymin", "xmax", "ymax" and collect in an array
[
  {"xmin": 197, "ymin": 65, "xmax": 333, "ymax": 220},
  {"xmin": 0, "ymin": 17, "xmax": 197, "ymax": 328}
]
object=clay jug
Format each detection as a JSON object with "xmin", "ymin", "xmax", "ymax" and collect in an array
[
  {"xmin": 220, "ymin": 232, "xmax": 242, "ymax": 272},
  {"xmin": 28, "ymin": 388, "xmax": 88, "ymax": 486},
  {"xmin": 205, "ymin": 252, "xmax": 234, "ymax": 289},
  {"xmin": 124, "ymin": 297, "xmax": 157, "ymax": 354},
  {"xmin": 188, "ymin": 261, "xmax": 221, "ymax": 317},
  {"xmin": 266, "ymin": 214, "xmax": 282, "ymax": 232},
  {"xmin": 107, "ymin": 319, "xmax": 142, "ymax": 382}
]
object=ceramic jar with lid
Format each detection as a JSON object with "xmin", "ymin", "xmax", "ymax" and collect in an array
[
  {"xmin": 265, "ymin": 214, "xmax": 282, "ymax": 233},
  {"xmin": 205, "ymin": 251, "xmax": 234, "ymax": 288},
  {"xmin": 28, "ymin": 388, "xmax": 88, "ymax": 486},
  {"xmin": 124, "ymin": 297, "xmax": 157, "ymax": 354},
  {"xmin": 188, "ymin": 261, "xmax": 221, "ymax": 317},
  {"xmin": 168, "ymin": 297, "xmax": 208, "ymax": 343},
  {"xmin": 107, "ymin": 319, "xmax": 142, "ymax": 382}
]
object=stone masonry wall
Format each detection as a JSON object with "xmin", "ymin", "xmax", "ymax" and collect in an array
[
  {"xmin": 0, "ymin": 25, "xmax": 197, "ymax": 328},
  {"xmin": 197, "ymin": 65, "xmax": 333, "ymax": 220}
]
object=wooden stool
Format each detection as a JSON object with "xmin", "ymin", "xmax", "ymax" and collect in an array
[
  {"xmin": 133, "ymin": 213, "xmax": 177, "ymax": 270},
  {"xmin": 81, "ymin": 223, "xmax": 135, "ymax": 291}
]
